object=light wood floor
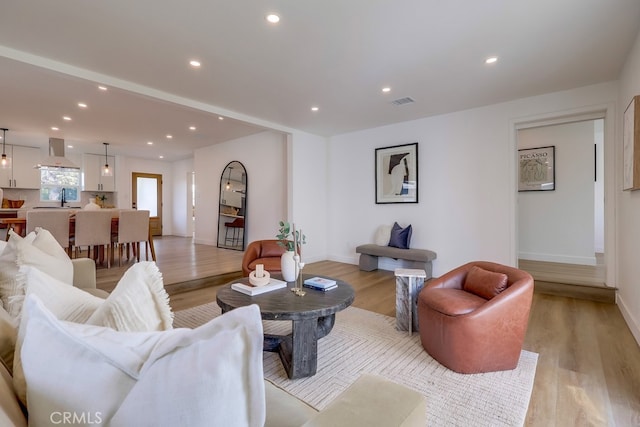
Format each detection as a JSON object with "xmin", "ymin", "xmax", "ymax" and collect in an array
[{"xmin": 96, "ymin": 237, "xmax": 640, "ymax": 426}]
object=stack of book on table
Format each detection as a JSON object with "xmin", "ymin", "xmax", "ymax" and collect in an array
[
  {"xmin": 231, "ymin": 278, "xmax": 287, "ymax": 296},
  {"xmin": 303, "ymin": 277, "xmax": 338, "ymax": 291}
]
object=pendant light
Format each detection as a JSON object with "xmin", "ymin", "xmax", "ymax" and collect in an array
[
  {"xmin": 0, "ymin": 128, "xmax": 10, "ymax": 169},
  {"xmin": 225, "ymin": 166, "xmax": 233, "ymax": 190},
  {"xmin": 101, "ymin": 142, "xmax": 113, "ymax": 177}
]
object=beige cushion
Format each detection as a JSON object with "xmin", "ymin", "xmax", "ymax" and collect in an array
[
  {"xmin": 21, "ymin": 296, "xmax": 266, "ymax": 427},
  {"xmin": 0, "ymin": 361, "xmax": 26, "ymax": 427},
  {"xmin": 303, "ymin": 374, "xmax": 425, "ymax": 427},
  {"xmin": 0, "ymin": 308, "xmax": 16, "ymax": 374},
  {"xmin": 374, "ymin": 225, "xmax": 392, "ymax": 246},
  {"xmin": 265, "ymin": 379, "xmax": 317, "ymax": 427},
  {"xmin": 463, "ymin": 266, "xmax": 508, "ymax": 300}
]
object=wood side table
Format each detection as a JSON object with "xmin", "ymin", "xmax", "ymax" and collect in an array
[{"xmin": 216, "ymin": 275, "xmax": 354, "ymax": 379}]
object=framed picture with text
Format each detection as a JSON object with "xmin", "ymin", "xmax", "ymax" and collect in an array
[
  {"xmin": 518, "ymin": 146, "xmax": 555, "ymax": 192},
  {"xmin": 375, "ymin": 143, "xmax": 418, "ymax": 204}
]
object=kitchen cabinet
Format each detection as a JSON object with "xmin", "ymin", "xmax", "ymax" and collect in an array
[
  {"xmin": 82, "ymin": 153, "xmax": 115, "ymax": 191},
  {"xmin": 0, "ymin": 145, "xmax": 42, "ymax": 189},
  {"xmin": 221, "ymin": 190, "xmax": 243, "ymax": 208}
]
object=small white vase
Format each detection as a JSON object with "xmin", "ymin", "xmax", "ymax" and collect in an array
[
  {"xmin": 281, "ymin": 251, "xmax": 298, "ymax": 282},
  {"xmin": 84, "ymin": 198, "xmax": 101, "ymax": 210}
]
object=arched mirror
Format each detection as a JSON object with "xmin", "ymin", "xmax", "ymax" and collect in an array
[{"xmin": 217, "ymin": 161, "xmax": 247, "ymax": 250}]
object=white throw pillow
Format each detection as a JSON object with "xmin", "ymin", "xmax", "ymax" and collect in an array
[
  {"xmin": 13, "ymin": 262, "xmax": 173, "ymax": 405},
  {"xmin": 374, "ymin": 225, "xmax": 392, "ymax": 246},
  {"xmin": 22, "ymin": 266, "xmax": 104, "ymax": 323},
  {"xmin": 0, "ymin": 229, "xmax": 73, "ymax": 319},
  {"xmin": 0, "ymin": 231, "xmax": 36, "ymax": 318},
  {"xmin": 21, "ymin": 296, "xmax": 266, "ymax": 427},
  {"xmin": 87, "ymin": 261, "xmax": 173, "ymax": 331}
]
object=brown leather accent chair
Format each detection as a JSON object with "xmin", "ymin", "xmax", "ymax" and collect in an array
[
  {"xmin": 242, "ymin": 239, "xmax": 287, "ymax": 276},
  {"xmin": 417, "ymin": 261, "xmax": 534, "ymax": 374}
]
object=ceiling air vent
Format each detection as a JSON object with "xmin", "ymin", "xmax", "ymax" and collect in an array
[{"xmin": 390, "ymin": 97, "xmax": 415, "ymax": 106}]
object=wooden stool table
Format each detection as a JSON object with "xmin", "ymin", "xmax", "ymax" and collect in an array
[{"xmin": 217, "ymin": 274, "xmax": 354, "ymax": 379}]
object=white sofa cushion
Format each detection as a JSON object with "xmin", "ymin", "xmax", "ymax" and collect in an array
[
  {"xmin": 0, "ymin": 229, "xmax": 73, "ymax": 318},
  {"xmin": 0, "ymin": 231, "xmax": 36, "ymax": 318},
  {"xmin": 87, "ymin": 261, "xmax": 173, "ymax": 331},
  {"xmin": 21, "ymin": 295, "xmax": 266, "ymax": 427},
  {"xmin": 13, "ymin": 262, "xmax": 173, "ymax": 406}
]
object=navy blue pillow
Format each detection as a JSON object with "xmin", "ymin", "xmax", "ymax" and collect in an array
[{"xmin": 388, "ymin": 222, "xmax": 412, "ymax": 249}]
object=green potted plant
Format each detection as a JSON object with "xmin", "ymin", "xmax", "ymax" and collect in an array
[
  {"xmin": 276, "ymin": 221, "xmax": 306, "ymax": 254},
  {"xmin": 276, "ymin": 221, "xmax": 306, "ymax": 282}
]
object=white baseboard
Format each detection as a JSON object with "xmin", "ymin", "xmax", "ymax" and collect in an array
[
  {"xmin": 328, "ymin": 254, "xmax": 358, "ymax": 265},
  {"xmin": 193, "ymin": 237, "xmax": 217, "ymax": 246},
  {"xmin": 518, "ymin": 252, "xmax": 597, "ymax": 266},
  {"xmin": 617, "ymin": 294, "xmax": 640, "ymax": 347}
]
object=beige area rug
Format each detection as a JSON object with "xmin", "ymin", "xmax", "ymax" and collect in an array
[{"xmin": 173, "ymin": 302, "xmax": 538, "ymax": 426}]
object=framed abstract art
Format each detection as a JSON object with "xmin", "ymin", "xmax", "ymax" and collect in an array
[{"xmin": 375, "ymin": 143, "xmax": 418, "ymax": 204}]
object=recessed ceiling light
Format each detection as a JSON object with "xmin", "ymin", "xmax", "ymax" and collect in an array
[
  {"xmin": 147, "ymin": 141, "xmax": 154, "ymax": 145},
  {"xmin": 63, "ymin": 116, "xmax": 71, "ymax": 121},
  {"xmin": 78, "ymin": 102, "xmax": 87, "ymax": 108},
  {"xmin": 218, "ymin": 116, "xmax": 224, "ymax": 120},
  {"xmin": 485, "ymin": 56, "xmax": 498, "ymax": 64},
  {"xmin": 382, "ymin": 87, "xmax": 391, "ymax": 93},
  {"xmin": 189, "ymin": 60, "xmax": 201, "ymax": 68},
  {"xmin": 67, "ymin": 145, "xmax": 73, "ymax": 149},
  {"xmin": 159, "ymin": 155, "xmax": 164, "ymax": 159},
  {"xmin": 166, "ymin": 134, "xmax": 173, "ymax": 139},
  {"xmin": 266, "ymin": 14, "xmax": 280, "ymax": 23},
  {"xmin": 189, "ymin": 126, "xmax": 196, "ymax": 131},
  {"xmin": 311, "ymin": 106, "xmax": 319, "ymax": 112},
  {"xmin": 51, "ymin": 127, "xmax": 59, "ymax": 131},
  {"xmin": 98, "ymin": 85, "xmax": 108, "ymax": 91}
]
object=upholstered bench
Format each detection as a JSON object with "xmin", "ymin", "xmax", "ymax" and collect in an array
[{"xmin": 355, "ymin": 244, "xmax": 437, "ymax": 276}]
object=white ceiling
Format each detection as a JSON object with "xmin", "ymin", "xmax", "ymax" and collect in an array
[{"xmin": 0, "ymin": 0, "xmax": 639, "ymax": 161}]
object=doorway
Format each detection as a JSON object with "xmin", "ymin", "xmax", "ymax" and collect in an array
[
  {"xmin": 517, "ymin": 117, "xmax": 605, "ymax": 286},
  {"xmin": 132, "ymin": 172, "xmax": 163, "ymax": 236}
]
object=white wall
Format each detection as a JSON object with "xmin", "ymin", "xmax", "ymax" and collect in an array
[
  {"xmin": 324, "ymin": 82, "xmax": 617, "ymax": 277},
  {"xmin": 617, "ymin": 28, "xmax": 640, "ymax": 344},
  {"xmin": 193, "ymin": 131, "xmax": 287, "ymax": 246},
  {"xmin": 171, "ymin": 158, "xmax": 194, "ymax": 237},
  {"xmin": 114, "ymin": 156, "xmax": 174, "ymax": 235},
  {"xmin": 288, "ymin": 131, "xmax": 330, "ymax": 263},
  {"xmin": 594, "ymin": 119, "xmax": 605, "ymax": 253},
  {"xmin": 517, "ymin": 121, "xmax": 596, "ymax": 265}
]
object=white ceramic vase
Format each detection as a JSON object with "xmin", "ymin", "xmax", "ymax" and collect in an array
[
  {"xmin": 281, "ymin": 250, "xmax": 298, "ymax": 282},
  {"xmin": 84, "ymin": 198, "xmax": 101, "ymax": 210}
]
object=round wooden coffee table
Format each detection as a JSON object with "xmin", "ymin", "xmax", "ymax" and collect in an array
[{"xmin": 216, "ymin": 274, "xmax": 355, "ymax": 379}]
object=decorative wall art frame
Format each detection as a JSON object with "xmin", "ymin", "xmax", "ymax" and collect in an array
[
  {"xmin": 623, "ymin": 95, "xmax": 640, "ymax": 190},
  {"xmin": 375, "ymin": 142, "xmax": 418, "ymax": 204},
  {"xmin": 518, "ymin": 146, "xmax": 555, "ymax": 192}
]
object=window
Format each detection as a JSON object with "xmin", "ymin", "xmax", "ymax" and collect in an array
[{"xmin": 40, "ymin": 167, "xmax": 81, "ymax": 202}]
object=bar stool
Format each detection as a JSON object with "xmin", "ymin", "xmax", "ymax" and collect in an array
[{"xmin": 224, "ymin": 217, "xmax": 244, "ymax": 246}]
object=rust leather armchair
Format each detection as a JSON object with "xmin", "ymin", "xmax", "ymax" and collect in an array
[
  {"xmin": 241, "ymin": 239, "xmax": 287, "ymax": 276},
  {"xmin": 417, "ymin": 261, "xmax": 534, "ymax": 374}
]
